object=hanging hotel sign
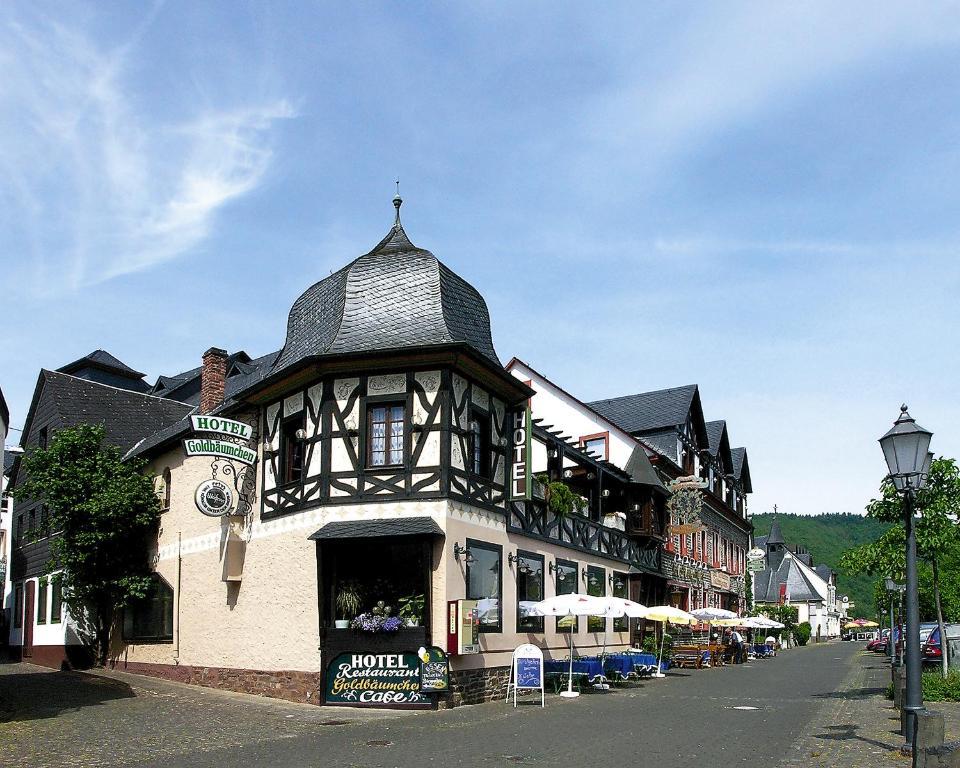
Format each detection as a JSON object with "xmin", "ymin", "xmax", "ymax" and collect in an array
[
  {"xmin": 195, "ymin": 479, "xmax": 234, "ymax": 517},
  {"xmin": 183, "ymin": 437, "xmax": 257, "ymax": 466},
  {"xmin": 184, "ymin": 412, "xmax": 259, "ymax": 518},
  {"xmin": 324, "ymin": 652, "xmax": 434, "ymax": 708},
  {"xmin": 190, "ymin": 415, "xmax": 253, "ymax": 441},
  {"xmin": 510, "ymin": 407, "xmax": 532, "ymax": 500}
]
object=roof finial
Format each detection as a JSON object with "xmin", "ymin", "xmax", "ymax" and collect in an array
[{"xmin": 393, "ymin": 179, "xmax": 402, "ymax": 227}]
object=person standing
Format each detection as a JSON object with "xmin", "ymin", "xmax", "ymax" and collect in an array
[{"xmin": 731, "ymin": 628, "xmax": 744, "ymax": 664}]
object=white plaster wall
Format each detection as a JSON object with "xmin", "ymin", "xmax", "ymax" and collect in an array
[
  {"xmin": 8, "ymin": 574, "xmax": 81, "ymax": 648},
  {"xmin": 508, "ymin": 360, "xmax": 650, "ymax": 472}
]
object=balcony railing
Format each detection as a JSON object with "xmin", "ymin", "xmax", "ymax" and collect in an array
[{"xmin": 507, "ymin": 499, "xmax": 661, "ymax": 574}]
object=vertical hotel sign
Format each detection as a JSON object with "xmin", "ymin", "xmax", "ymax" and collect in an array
[{"xmin": 510, "ymin": 406, "xmax": 532, "ymax": 500}]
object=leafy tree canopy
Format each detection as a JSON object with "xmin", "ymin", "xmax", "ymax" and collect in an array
[{"xmin": 13, "ymin": 423, "xmax": 161, "ymax": 664}]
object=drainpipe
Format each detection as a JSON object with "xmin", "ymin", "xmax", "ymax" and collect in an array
[{"xmin": 174, "ymin": 531, "xmax": 182, "ymax": 664}]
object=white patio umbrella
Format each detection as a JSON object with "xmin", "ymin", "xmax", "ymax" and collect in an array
[
  {"xmin": 643, "ymin": 605, "xmax": 697, "ymax": 678},
  {"xmin": 597, "ymin": 597, "xmax": 648, "ymax": 665},
  {"xmin": 532, "ymin": 593, "xmax": 610, "ymax": 698},
  {"xmin": 691, "ymin": 608, "xmax": 738, "ymax": 660}
]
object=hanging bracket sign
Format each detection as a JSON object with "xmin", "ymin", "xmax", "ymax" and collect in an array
[
  {"xmin": 510, "ymin": 407, "xmax": 532, "ymax": 500},
  {"xmin": 183, "ymin": 438, "xmax": 257, "ymax": 466},
  {"xmin": 190, "ymin": 415, "xmax": 253, "ymax": 440}
]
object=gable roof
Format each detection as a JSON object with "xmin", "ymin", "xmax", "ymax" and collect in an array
[
  {"xmin": 704, "ymin": 419, "xmax": 733, "ymax": 474},
  {"xmin": 753, "ymin": 552, "xmax": 827, "ymax": 604},
  {"xmin": 12, "ymin": 371, "xmax": 193, "ymax": 484},
  {"xmin": 58, "ymin": 349, "xmax": 146, "ymax": 379},
  {"xmin": 505, "ymin": 358, "xmax": 667, "ymax": 494},
  {"xmin": 731, "ymin": 447, "xmax": 752, "ymax": 493},
  {"xmin": 587, "ymin": 385, "xmax": 709, "ymax": 465}
]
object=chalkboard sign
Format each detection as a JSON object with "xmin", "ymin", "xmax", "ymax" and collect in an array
[
  {"xmin": 418, "ymin": 646, "xmax": 449, "ymax": 693},
  {"xmin": 507, "ymin": 643, "xmax": 544, "ymax": 707},
  {"xmin": 516, "ymin": 656, "xmax": 542, "ymax": 689}
]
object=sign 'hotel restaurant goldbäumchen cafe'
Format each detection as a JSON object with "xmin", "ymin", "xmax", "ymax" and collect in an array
[{"xmin": 8, "ymin": 195, "xmax": 753, "ymax": 707}]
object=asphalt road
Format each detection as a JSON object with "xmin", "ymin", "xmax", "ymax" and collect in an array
[{"xmin": 0, "ymin": 642, "xmax": 861, "ymax": 768}]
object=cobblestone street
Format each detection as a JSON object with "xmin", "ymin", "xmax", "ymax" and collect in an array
[{"xmin": 3, "ymin": 643, "xmax": 949, "ymax": 768}]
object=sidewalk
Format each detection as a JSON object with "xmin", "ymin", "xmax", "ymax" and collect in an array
[{"xmin": 782, "ymin": 650, "xmax": 960, "ymax": 767}]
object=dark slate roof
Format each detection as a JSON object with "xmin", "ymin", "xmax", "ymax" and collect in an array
[
  {"xmin": 308, "ymin": 516, "xmax": 444, "ymax": 540},
  {"xmin": 754, "ymin": 535, "xmax": 768, "ymax": 549},
  {"xmin": 130, "ymin": 350, "xmax": 280, "ymax": 459},
  {"xmin": 705, "ymin": 420, "xmax": 725, "ymax": 455},
  {"xmin": 34, "ymin": 372, "xmax": 192, "ymax": 456},
  {"xmin": 753, "ymin": 554, "xmax": 825, "ymax": 604},
  {"xmin": 815, "ymin": 564, "xmax": 835, "ymax": 582},
  {"xmin": 0, "ymin": 385, "xmax": 8, "ymax": 433},
  {"xmin": 638, "ymin": 429, "xmax": 679, "ymax": 459},
  {"xmin": 59, "ymin": 349, "xmax": 146, "ymax": 379},
  {"xmin": 3, "ymin": 451, "xmax": 16, "ymax": 476},
  {"xmin": 269, "ymin": 223, "xmax": 499, "ymax": 383},
  {"xmin": 623, "ymin": 445, "xmax": 668, "ymax": 493},
  {"xmin": 589, "ymin": 385, "xmax": 698, "ymax": 434},
  {"xmin": 730, "ymin": 447, "xmax": 752, "ymax": 493},
  {"xmin": 766, "ymin": 519, "xmax": 785, "ymax": 545}
]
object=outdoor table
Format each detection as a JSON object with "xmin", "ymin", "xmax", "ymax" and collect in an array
[
  {"xmin": 623, "ymin": 651, "xmax": 659, "ymax": 674},
  {"xmin": 601, "ymin": 654, "xmax": 638, "ymax": 677},
  {"xmin": 544, "ymin": 658, "xmax": 606, "ymax": 681}
]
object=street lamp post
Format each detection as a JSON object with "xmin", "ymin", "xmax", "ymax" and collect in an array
[
  {"xmin": 885, "ymin": 578, "xmax": 896, "ymax": 663},
  {"xmin": 879, "ymin": 405, "xmax": 933, "ymax": 753}
]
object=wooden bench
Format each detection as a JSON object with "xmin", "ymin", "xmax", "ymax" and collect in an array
[{"xmin": 671, "ymin": 645, "xmax": 706, "ymax": 669}]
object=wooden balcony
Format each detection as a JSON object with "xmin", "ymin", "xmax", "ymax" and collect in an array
[{"xmin": 507, "ymin": 499, "xmax": 661, "ymax": 575}]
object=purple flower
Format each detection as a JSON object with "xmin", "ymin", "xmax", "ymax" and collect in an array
[{"xmin": 382, "ymin": 617, "xmax": 403, "ymax": 633}]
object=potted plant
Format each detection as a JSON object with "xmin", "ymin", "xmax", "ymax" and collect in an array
[
  {"xmin": 334, "ymin": 581, "xmax": 362, "ymax": 629},
  {"xmin": 398, "ymin": 593, "xmax": 425, "ymax": 627}
]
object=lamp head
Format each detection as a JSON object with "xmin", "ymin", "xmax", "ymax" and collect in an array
[{"xmin": 879, "ymin": 405, "xmax": 932, "ymax": 489}]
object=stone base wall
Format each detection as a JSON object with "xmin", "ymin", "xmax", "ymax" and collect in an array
[
  {"xmin": 448, "ymin": 665, "xmax": 511, "ymax": 706},
  {"xmin": 115, "ymin": 661, "xmax": 323, "ymax": 705},
  {"xmin": 10, "ymin": 644, "xmax": 93, "ymax": 671}
]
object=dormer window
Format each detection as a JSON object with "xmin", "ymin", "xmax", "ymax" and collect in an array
[{"xmin": 580, "ymin": 432, "xmax": 608, "ymax": 461}]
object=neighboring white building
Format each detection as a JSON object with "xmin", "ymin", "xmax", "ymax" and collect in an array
[{"xmin": 753, "ymin": 520, "xmax": 848, "ymax": 639}]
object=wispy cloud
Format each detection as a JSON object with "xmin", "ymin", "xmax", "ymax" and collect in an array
[
  {"xmin": 0, "ymin": 6, "xmax": 293, "ymax": 293},
  {"xmin": 575, "ymin": 3, "xmax": 960, "ymax": 183}
]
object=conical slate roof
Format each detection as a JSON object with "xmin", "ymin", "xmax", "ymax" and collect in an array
[
  {"xmin": 271, "ymin": 222, "xmax": 499, "ymax": 377},
  {"xmin": 766, "ymin": 519, "xmax": 785, "ymax": 546}
]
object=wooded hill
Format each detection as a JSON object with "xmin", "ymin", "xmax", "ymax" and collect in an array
[{"xmin": 751, "ymin": 512, "xmax": 890, "ymax": 617}]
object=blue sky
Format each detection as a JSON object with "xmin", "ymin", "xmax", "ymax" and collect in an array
[{"xmin": 2, "ymin": 1, "xmax": 959, "ymax": 517}]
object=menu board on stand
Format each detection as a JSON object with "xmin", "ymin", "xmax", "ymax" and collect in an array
[{"xmin": 505, "ymin": 643, "xmax": 544, "ymax": 708}]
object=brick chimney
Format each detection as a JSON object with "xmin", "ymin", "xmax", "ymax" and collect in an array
[{"xmin": 200, "ymin": 347, "xmax": 229, "ymax": 414}]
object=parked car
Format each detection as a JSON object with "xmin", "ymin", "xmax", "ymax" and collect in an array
[
  {"xmin": 922, "ymin": 624, "xmax": 960, "ymax": 664},
  {"xmin": 885, "ymin": 623, "xmax": 937, "ymax": 656},
  {"xmin": 868, "ymin": 629, "xmax": 891, "ymax": 652}
]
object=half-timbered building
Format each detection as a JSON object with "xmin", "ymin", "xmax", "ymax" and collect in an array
[
  {"xmin": 588, "ymin": 387, "xmax": 753, "ymax": 615},
  {"xmin": 5, "ymin": 199, "xmax": 685, "ymax": 707}
]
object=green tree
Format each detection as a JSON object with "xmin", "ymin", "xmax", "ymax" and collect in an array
[
  {"xmin": 13, "ymin": 424, "xmax": 161, "ymax": 666},
  {"xmin": 841, "ymin": 458, "xmax": 960, "ymax": 677}
]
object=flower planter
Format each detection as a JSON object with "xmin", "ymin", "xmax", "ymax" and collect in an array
[{"xmin": 334, "ymin": 620, "xmax": 350, "ymax": 629}]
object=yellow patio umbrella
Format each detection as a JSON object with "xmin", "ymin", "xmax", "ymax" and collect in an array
[
  {"xmin": 643, "ymin": 605, "xmax": 696, "ymax": 678},
  {"xmin": 845, "ymin": 619, "xmax": 879, "ymax": 629}
]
